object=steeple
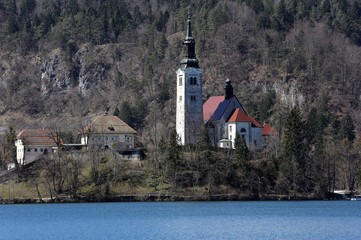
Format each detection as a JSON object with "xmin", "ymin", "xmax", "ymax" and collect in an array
[
  {"xmin": 224, "ymin": 79, "xmax": 234, "ymax": 99},
  {"xmin": 176, "ymin": 13, "xmax": 203, "ymax": 146},
  {"xmin": 180, "ymin": 13, "xmax": 199, "ymax": 69}
]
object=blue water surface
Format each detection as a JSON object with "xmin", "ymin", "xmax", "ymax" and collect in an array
[{"xmin": 0, "ymin": 201, "xmax": 360, "ymax": 240}]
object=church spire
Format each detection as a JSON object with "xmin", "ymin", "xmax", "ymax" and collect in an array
[
  {"xmin": 185, "ymin": 13, "xmax": 193, "ymax": 41},
  {"xmin": 180, "ymin": 13, "xmax": 199, "ymax": 69}
]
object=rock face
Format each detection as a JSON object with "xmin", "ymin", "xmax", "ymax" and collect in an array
[
  {"xmin": 40, "ymin": 45, "xmax": 114, "ymax": 95},
  {"xmin": 41, "ymin": 54, "xmax": 72, "ymax": 92},
  {"xmin": 272, "ymin": 80, "xmax": 305, "ymax": 108}
]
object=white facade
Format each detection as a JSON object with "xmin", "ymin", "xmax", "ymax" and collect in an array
[
  {"xmin": 14, "ymin": 129, "xmax": 58, "ymax": 166},
  {"xmin": 225, "ymin": 122, "xmax": 263, "ymax": 150},
  {"xmin": 15, "ymin": 139, "xmax": 56, "ymax": 165},
  {"xmin": 176, "ymin": 68, "xmax": 203, "ymax": 145},
  {"xmin": 15, "ymin": 139, "xmax": 25, "ymax": 165},
  {"xmin": 203, "ymin": 80, "xmax": 264, "ymax": 151},
  {"xmin": 81, "ymin": 115, "xmax": 137, "ymax": 150},
  {"xmin": 176, "ymin": 16, "xmax": 203, "ymax": 145},
  {"xmin": 81, "ymin": 133, "xmax": 134, "ymax": 149}
]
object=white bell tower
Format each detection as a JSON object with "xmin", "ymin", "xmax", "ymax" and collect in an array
[{"xmin": 176, "ymin": 15, "xmax": 203, "ymax": 145}]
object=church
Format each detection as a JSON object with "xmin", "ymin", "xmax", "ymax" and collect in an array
[{"xmin": 176, "ymin": 16, "xmax": 271, "ymax": 150}]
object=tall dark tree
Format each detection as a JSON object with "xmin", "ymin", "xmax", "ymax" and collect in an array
[
  {"xmin": 282, "ymin": 106, "xmax": 306, "ymax": 192},
  {"xmin": 341, "ymin": 114, "xmax": 356, "ymax": 143},
  {"xmin": 167, "ymin": 129, "xmax": 182, "ymax": 190},
  {"xmin": 234, "ymin": 132, "xmax": 250, "ymax": 173},
  {"xmin": 4, "ymin": 126, "xmax": 19, "ymax": 172}
]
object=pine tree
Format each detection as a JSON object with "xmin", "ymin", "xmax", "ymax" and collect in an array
[
  {"xmin": 283, "ymin": 106, "xmax": 304, "ymax": 163},
  {"xmin": 282, "ymin": 106, "xmax": 306, "ymax": 192},
  {"xmin": 167, "ymin": 130, "xmax": 182, "ymax": 190},
  {"xmin": 4, "ymin": 126, "xmax": 19, "ymax": 172},
  {"xmin": 234, "ymin": 132, "xmax": 250, "ymax": 175},
  {"xmin": 341, "ymin": 114, "xmax": 356, "ymax": 143}
]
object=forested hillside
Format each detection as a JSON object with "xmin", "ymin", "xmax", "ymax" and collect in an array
[{"xmin": 0, "ymin": 0, "xmax": 361, "ymax": 198}]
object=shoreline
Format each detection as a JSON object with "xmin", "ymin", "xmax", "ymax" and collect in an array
[{"xmin": 0, "ymin": 193, "xmax": 343, "ymax": 204}]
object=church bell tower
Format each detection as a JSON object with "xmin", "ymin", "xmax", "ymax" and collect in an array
[{"xmin": 176, "ymin": 14, "xmax": 203, "ymax": 145}]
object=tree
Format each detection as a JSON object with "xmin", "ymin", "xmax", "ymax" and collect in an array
[
  {"xmin": 65, "ymin": 153, "xmax": 83, "ymax": 198},
  {"xmin": 4, "ymin": 126, "xmax": 19, "ymax": 172},
  {"xmin": 340, "ymin": 114, "xmax": 355, "ymax": 143},
  {"xmin": 167, "ymin": 130, "xmax": 182, "ymax": 190},
  {"xmin": 259, "ymin": 90, "xmax": 276, "ymax": 122},
  {"xmin": 272, "ymin": 0, "xmax": 294, "ymax": 31},
  {"xmin": 234, "ymin": 132, "xmax": 250, "ymax": 175},
  {"xmin": 282, "ymin": 106, "xmax": 306, "ymax": 193}
]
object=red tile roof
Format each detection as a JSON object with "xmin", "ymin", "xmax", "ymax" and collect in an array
[
  {"xmin": 203, "ymin": 96, "xmax": 225, "ymax": 122},
  {"xmin": 262, "ymin": 123, "xmax": 275, "ymax": 135},
  {"xmin": 227, "ymin": 108, "xmax": 262, "ymax": 128},
  {"xmin": 17, "ymin": 129, "xmax": 59, "ymax": 146}
]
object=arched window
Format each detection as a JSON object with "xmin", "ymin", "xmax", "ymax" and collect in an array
[
  {"xmin": 189, "ymin": 77, "xmax": 197, "ymax": 85},
  {"xmin": 240, "ymin": 128, "xmax": 246, "ymax": 133}
]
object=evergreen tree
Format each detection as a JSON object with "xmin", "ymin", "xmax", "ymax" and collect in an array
[
  {"xmin": 282, "ymin": 106, "xmax": 306, "ymax": 192},
  {"xmin": 4, "ymin": 126, "xmax": 19, "ymax": 172},
  {"xmin": 341, "ymin": 114, "xmax": 356, "ymax": 143},
  {"xmin": 234, "ymin": 132, "xmax": 250, "ymax": 176},
  {"xmin": 283, "ymin": 106, "xmax": 304, "ymax": 163},
  {"xmin": 167, "ymin": 130, "xmax": 182, "ymax": 190}
]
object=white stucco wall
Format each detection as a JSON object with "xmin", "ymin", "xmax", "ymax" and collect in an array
[
  {"xmin": 15, "ymin": 139, "xmax": 25, "ymax": 165},
  {"xmin": 87, "ymin": 133, "xmax": 135, "ymax": 149},
  {"xmin": 222, "ymin": 122, "xmax": 263, "ymax": 150},
  {"xmin": 176, "ymin": 67, "xmax": 203, "ymax": 145}
]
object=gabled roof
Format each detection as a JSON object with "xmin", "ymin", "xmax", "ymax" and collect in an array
[
  {"xmin": 211, "ymin": 98, "xmax": 233, "ymax": 121},
  {"xmin": 203, "ymin": 95, "xmax": 247, "ymax": 123},
  {"xmin": 227, "ymin": 108, "xmax": 262, "ymax": 128},
  {"xmin": 203, "ymin": 96, "xmax": 224, "ymax": 122},
  {"xmin": 88, "ymin": 115, "xmax": 137, "ymax": 134},
  {"xmin": 262, "ymin": 123, "xmax": 275, "ymax": 135},
  {"xmin": 17, "ymin": 129, "xmax": 58, "ymax": 146}
]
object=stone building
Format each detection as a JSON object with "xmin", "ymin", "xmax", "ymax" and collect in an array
[{"xmin": 81, "ymin": 114, "xmax": 137, "ymax": 150}]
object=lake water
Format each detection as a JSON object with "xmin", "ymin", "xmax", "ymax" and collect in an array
[{"xmin": 0, "ymin": 201, "xmax": 360, "ymax": 240}]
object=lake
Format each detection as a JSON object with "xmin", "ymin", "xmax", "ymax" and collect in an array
[{"xmin": 0, "ymin": 201, "xmax": 360, "ymax": 240}]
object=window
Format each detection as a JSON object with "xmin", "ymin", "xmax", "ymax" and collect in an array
[
  {"xmin": 191, "ymin": 95, "xmax": 196, "ymax": 100},
  {"xmin": 40, "ymin": 149, "xmax": 43, "ymax": 152},
  {"xmin": 190, "ymin": 77, "xmax": 197, "ymax": 85},
  {"xmin": 179, "ymin": 96, "xmax": 182, "ymax": 101},
  {"xmin": 229, "ymin": 125, "xmax": 232, "ymax": 131},
  {"xmin": 27, "ymin": 148, "xmax": 30, "ymax": 152},
  {"xmin": 35, "ymin": 148, "xmax": 37, "ymax": 152},
  {"xmin": 230, "ymin": 135, "xmax": 232, "ymax": 140},
  {"xmin": 179, "ymin": 77, "xmax": 182, "ymax": 86},
  {"xmin": 240, "ymin": 128, "xmax": 246, "ymax": 133}
]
